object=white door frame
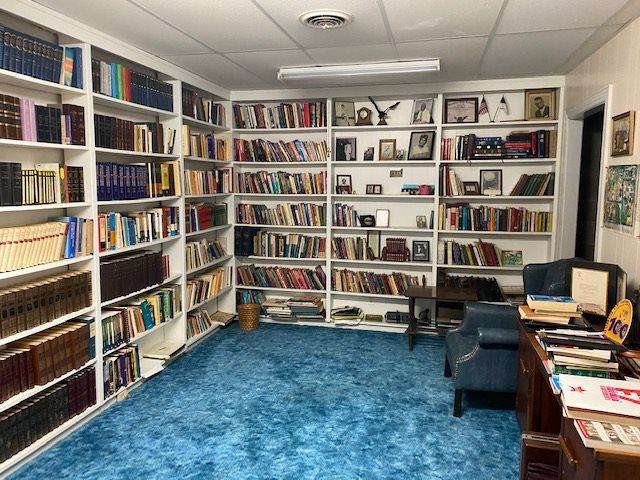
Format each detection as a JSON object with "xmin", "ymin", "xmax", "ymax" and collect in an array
[{"xmin": 557, "ymin": 85, "xmax": 612, "ymax": 261}]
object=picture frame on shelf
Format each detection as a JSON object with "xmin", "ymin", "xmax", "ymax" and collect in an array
[
  {"xmin": 416, "ymin": 215, "xmax": 427, "ymax": 228},
  {"xmin": 334, "ymin": 100, "xmax": 356, "ymax": 126},
  {"xmin": 379, "ymin": 139, "xmax": 396, "ymax": 161},
  {"xmin": 501, "ymin": 250, "xmax": 523, "ymax": 266},
  {"xmin": 412, "ymin": 99, "xmax": 434, "ymax": 125},
  {"xmin": 412, "ymin": 241, "xmax": 430, "ymax": 262},
  {"xmin": 366, "ymin": 184, "xmax": 382, "ymax": 195},
  {"xmin": 611, "ymin": 111, "xmax": 635, "ymax": 157},
  {"xmin": 462, "ymin": 181, "xmax": 480, "ymax": 195},
  {"xmin": 360, "ymin": 215, "xmax": 376, "ymax": 228},
  {"xmin": 395, "ymin": 149, "xmax": 406, "ymax": 160},
  {"xmin": 336, "ymin": 175, "xmax": 352, "ymax": 194},
  {"xmin": 407, "ymin": 131, "xmax": 435, "ymax": 160},
  {"xmin": 363, "ymin": 147, "xmax": 375, "ymax": 161},
  {"xmin": 375, "ymin": 209, "xmax": 390, "ymax": 228},
  {"xmin": 444, "ymin": 97, "xmax": 478, "ymax": 123},
  {"xmin": 366, "ymin": 230, "xmax": 381, "ymax": 259},
  {"xmin": 480, "ymin": 170, "xmax": 502, "ymax": 196},
  {"xmin": 335, "ymin": 137, "xmax": 357, "ymax": 161},
  {"xmin": 524, "ymin": 89, "xmax": 556, "ymax": 121}
]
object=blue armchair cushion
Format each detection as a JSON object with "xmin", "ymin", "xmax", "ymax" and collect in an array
[{"xmin": 477, "ymin": 328, "xmax": 519, "ymax": 348}]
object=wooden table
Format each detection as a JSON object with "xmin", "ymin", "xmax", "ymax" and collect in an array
[{"xmin": 404, "ymin": 286, "xmax": 477, "ymax": 350}]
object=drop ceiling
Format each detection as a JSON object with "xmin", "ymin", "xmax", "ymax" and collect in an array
[{"xmin": 31, "ymin": 0, "xmax": 640, "ymax": 90}]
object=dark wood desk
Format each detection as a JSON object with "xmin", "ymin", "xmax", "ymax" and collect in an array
[{"xmin": 404, "ymin": 286, "xmax": 477, "ymax": 350}]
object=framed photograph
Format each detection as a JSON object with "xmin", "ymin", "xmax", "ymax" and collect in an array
[
  {"xmin": 604, "ymin": 164, "xmax": 638, "ymax": 229},
  {"xmin": 412, "ymin": 241, "xmax": 430, "ymax": 262},
  {"xmin": 412, "ymin": 98, "xmax": 434, "ymax": 124},
  {"xmin": 524, "ymin": 89, "xmax": 556, "ymax": 121},
  {"xmin": 379, "ymin": 139, "xmax": 396, "ymax": 160},
  {"xmin": 336, "ymin": 174, "xmax": 352, "ymax": 194},
  {"xmin": 333, "ymin": 100, "xmax": 355, "ymax": 126},
  {"xmin": 480, "ymin": 170, "xmax": 502, "ymax": 196},
  {"xmin": 390, "ymin": 169, "xmax": 403, "ymax": 178},
  {"xmin": 501, "ymin": 250, "xmax": 523, "ymax": 266},
  {"xmin": 462, "ymin": 181, "xmax": 480, "ymax": 195},
  {"xmin": 407, "ymin": 131, "xmax": 435, "ymax": 160},
  {"xmin": 335, "ymin": 137, "xmax": 356, "ymax": 161},
  {"xmin": 373, "ymin": 185, "xmax": 382, "ymax": 194},
  {"xmin": 375, "ymin": 209, "xmax": 390, "ymax": 228},
  {"xmin": 366, "ymin": 230, "xmax": 381, "ymax": 259},
  {"xmin": 444, "ymin": 97, "xmax": 478, "ymax": 123},
  {"xmin": 612, "ymin": 111, "xmax": 635, "ymax": 156},
  {"xmin": 416, "ymin": 215, "xmax": 427, "ymax": 228},
  {"xmin": 395, "ymin": 149, "xmax": 406, "ymax": 160},
  {"xmin": 363, "ymin": 146, "xmax": 375, "ymax": 161}
]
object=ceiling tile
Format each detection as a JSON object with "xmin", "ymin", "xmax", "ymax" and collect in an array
[
  {"xmin": 33, "ymin": 0, "xmax": 210, "ymax": 55},
  {"xmin": 226, "ymin": 49, "xmax": 313, "ymax": 83},
  {"xmin": 133, "ymin": 0, "xmax": 297, "ymax": 52},
  {"xmin": 306, "ymin": 44, "xmax": 398, "ymax": 65},
  {"xmin": 480, "ymin": 29, "xmax": 596, "ymax": 76},
  {"xmin": 497, "ymin": 0, "xmax": 629, "ymax": 34},
  {"xmin": 162, "ymin": 54, "xmax": 268, "ymax": 89},
  {"xmin": 383, "ymin": 0, "xmax": 504, "ymax": 42},
  {"xmin": 255, "ymin": 0, "xmax": 390, "ymax": 48}
]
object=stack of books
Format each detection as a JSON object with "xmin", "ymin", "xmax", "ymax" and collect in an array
[
  {"xmin": 236, "ymin": 203, "xmax": 326, "ymax": 227},
  {"xmin": 438, "ymin": 204, "xmax": 552, "ymax": 232},
  {"xmin": 263, "ymin": 296, "xmax": 324, "ymax": 322},
  {"xmin": 519, "ymin": 295, "xmax": 582, "ymax": 326},
  {"xmin": 182, "ymin": 88, "xmax": 225, "ymax": 125},
  {"xmin": 185, "ymin": 202, "xmax": 227, "ymax": 233},
  {"xmin": 236, "ymin": 170, "xmax": 326, "ymax": 194},
  {"xmin": 234, "ymin": 138, "xmax": 327, "ymax": 163},
  {"xmin": 233, "ymin": 102, "xmax": 326, "ymax": 129},
  {"xmin": 330, "ymin": 306, "xmax": 364, "ymax": 324},
  {"xmin": 509, "ymin": 173, "xmax": 555, "ymax": 196}
]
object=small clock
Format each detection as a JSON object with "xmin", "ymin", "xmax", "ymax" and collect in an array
[{"xmin": 355, "ymin": 107, "xmax": 373, "ymax": 126}]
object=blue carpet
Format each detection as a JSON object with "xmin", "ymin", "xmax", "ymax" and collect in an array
[{"xmin": 10, "ymin": 324, "xmax": 520, "ymax": 479}]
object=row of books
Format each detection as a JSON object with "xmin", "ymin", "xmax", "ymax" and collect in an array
[
  {"xmin": 332, "ymin": 236, "xmax": 370, "ymax": 260},
  {"xmin": 505, "ymin": 130, "xmax": 557, "ymax": 158},
  {"xmin": 440, "ymin": 130, "xmax": 557, "ymax": 160},
  {"xmin": 333, "ymin": 203, "xmax": 360, "ymax": 227},
  {"xmin": 93, "ymin": 114, "xmax": 176, "ymax": 154},
  {"xmin": 237, "ymin": 289, "xmax": 266, "ymax": 305},
  {"xmin": 184, "ymin": 168, "xmax": 232, "ymax": 196},
  {"xmin": 236, "ymin": 203, "xmax": 326, "ymax": 227},
  {"xmin": 510, "ymin": 173, "xmax": 555, "ymax": 196},
  {"xmin": 233, "ymin": 102, "xmax": 326, "ymax": 129},
  {"xmin": 236, "ymin": 171, "xmax": 326, "ymax": 195},
  {"xmin": 186, "ymin": 310, "xmax": 234, "ymax": 339},
  {"xmin": 185, "ymin": 238, "xmax": 227, "ymax": 272},
  {"xmin": 0, "ymin": 25, "xmax": 82, "ymax": 87},
  {"xmin": 437, "ymin": 204, "xmax": 553, "ymax": 232},
  {"xmin": 0, "ymin": 366, "xmax": 96, "ymax": 464},
  {"xmin": 1, "ymin": 319, "xmax": 93, "ymax": 399},
  {"xmin": 234, "ymin": 139, "xmax": 327, "ymax": 163},
  {"xmin": 91, "ymin": 60, "xmax": 173, "ymax": 111},
  {"xmin": 103, "ymin": 345, "xmax": 140, "ymax": 399},
  {"xmin": 246, "ymin": 231, "xmax": 326, "ymax": 259},
  {"xmin": 186, "ymin": 266, "xmax": 232, "ymax": 308},
  {"xmin": 437, "ymin": 239, "xmax": 504, "ymax": 266},
  {"xmin": 97, "ymin": 207, "xmax": 179, "ymax": 252},
  {"xmin": 237, "ymin": 265, "xmax": 326, "ymax": 291},
  {"xmin": 263, "ymin": 297, "xmax": 325, "ymax": 322},
  {"xmin": 0, "ymin": 270, "xmax": 92, "ymax": 339},
  {"xmin": 0, "ymin": 217, "xmax": 93, "ymax": 273},
  {"xmin": 185, "ymin": 202, "xmax": 228, "ymax": 233},
  {"xmin": 102, "ymin": 284, "xmax": 182, "ymax": 353},
  {"xmin": 0, "ymin": 163, "xmax": 85, "ymax": 206},
  {"xmin": 331, "ymin": 269, "xmax": 420, "ymax": 296},
  {"xmin": 182, "ymin": 126, "xmax": 227, "ymax": 159},
  {"xmin": 182, "ymin": 88, "xmax": 225, "ymax": 126},
  {"xmin": 96, "ymin": 161, "xmax": 181, "ymax": 201},
  {"xmin": 439, "ymin": 166, "xmax": 464, "ymax": 197},
  {"xmin": 99, "ymin": 250, "xmax": 167, "ymax": 302}
]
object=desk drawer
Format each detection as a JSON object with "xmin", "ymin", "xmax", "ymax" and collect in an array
[{"xmin": 560, "ymin": 417, "xmax": 597, "ymax": 480}]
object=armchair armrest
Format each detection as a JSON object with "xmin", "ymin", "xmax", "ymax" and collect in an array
[
  {"xmin": 454, "ymin": 302, "xmax": 518, "ymax": 335},
  {"xmin": 478, "ymin": 328, "xmax": 519, "ymax": 348},
  {"xmin": 523, "ymin": 263, "xmax": 549, "ymax": 295}
]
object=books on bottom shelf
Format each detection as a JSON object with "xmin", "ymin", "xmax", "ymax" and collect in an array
[
  {"xmin": 103, "ymin": 344, "xmax": 141, "ymax": 399},
  {"xmin": 142, "ymin": 342, "xmax": 184, "ymax": 360},
  {"xmin": 331, "ymin": 306, "xmax": 364, "ymax": 325},
  {"xmin": 187, "ymin": 310, "xmax": 235, "ymax": 340},
  {"xmin": 237, "ymin": 265, "xmax": 326, "ymax": 291},
  {"xmin": 263, "ymin": 296, "xmax": 324, "ymax": 322}
]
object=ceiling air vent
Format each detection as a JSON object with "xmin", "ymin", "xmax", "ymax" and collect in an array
[{"xmin": 299, "ymin": 10, "xmax": 354, "ymax": 30}]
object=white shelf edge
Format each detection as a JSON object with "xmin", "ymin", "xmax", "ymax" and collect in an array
[
  {"xmin": 186, "ymin": 325, "xmax": 221, "ymax": 348},
  {"xmin": 98, "ymin": 234, "xmax": 181, "ymax": 258},
  {"xmin": 0, "ymin": 138, "xmax": 88, "ymax": 151},
  {"xmin": 331, "ymin": 259, "xmax": 433, "ymax": 267},
  {"xmin": 97, "ymin": 195, "xmax": 180, "ymax": 206},
  {"xmin": 95, "ymin": 147, "xmax": 179, "ymax": 159},
  {"xmin": 331, "ymin": 290, "xmax": 407, "ymax": 300},
  {"xmin": 92, "ymin": 92, "xmax": 177, "ymax": 118},
  {"xmin": 234, "ymin": 127, "xmax": 327, "ymax": 133},
  {"xmin": 102, "ymin": 313, "xmax": 183, "ymax": 355},
  {"xmin": 184, "ymin": 193, "xmax": 232, "ymax": 199},
  {"xmin": 0, "ymin": 202, "xmax": 91, "ymax": 212},
  {"xmin": 182, "ymin": 115, "xmax": 229, "ymax": 131},
  {"xmin": 235, "ymin": 193, "xmax": 326, "ymax": 198},
  {"xmin": 186, "ymin": 254, "xmax": 234, "ymax": 275},
  {"xmin": 235, "ymin": 224, "xmax": 326, "ymax": 230},
  {"xmin": 436, "ymin": 264, "xmax": 523, "ymax": 271},
  {"xmin": 236, "ymin": 285, "xmax": 326, "ymax": 294},
  {"xmin": 233, "ymin": 161, "xmax": 327, "ymax": 167},
  {"xmin": 241, "ymin": 256, "xmax": 326, "ymax": 263},
  {"xmin": 438, "ymin": 230, "xmax": 553, "ymax": 236},
  {"xmin": 332, "ymin": 194, "xmax": 435, "ymax": 200},
  {"xmin": 187, "ymin": 286, "xmax": 234, "ymax": 312},
  {"xmin": 0, "ymin": 68, "xmax": 86, "ymax": 95},
  {"xmin": 0, "ymin": 255, "xmax": 93, "ymax": 281},
  {"xmin": 185, "ymin": 225, "xmax": 232, "ymax": 237}
]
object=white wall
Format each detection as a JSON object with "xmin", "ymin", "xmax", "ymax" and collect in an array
[{"xmin": 565, "ymin": 18, "xmax": 640, "ymax": 288}]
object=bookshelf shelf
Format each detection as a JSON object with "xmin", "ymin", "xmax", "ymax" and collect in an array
[
  {"xmin": 182, "ymin": 115, "xmax": 228, "ymax": 131},
  {"xmin": 98, "ymin": 234, "xmax": 181, "ymax": 257},
  {"xmin": 438, "ymin": 230, "xmax": 553, "ymax": 237},
  {"xmin": 185, "ymin": 325, "xmax": 221, "ymax": 348},
  {"xmin": 332, "ymin": 124, "xmax": 437, "ymax": 132},
  {"xmin": 232, "ymin": 161, "xmax": 327, "ymax": 168},
  {"xmin": 0, "ymin": 68, "xmax": 86, "ymax": 95},
  {"xmin": 236, "ymin": 285, "xmax": 327, "ymax": 295},
  {"xmin": 242, "ymin": 256, "xmax": 326, "ymax": 263},
  {"xmin": 94, "ymin": 147, "xmax": 179, "ymax": 159},
  {"xmin": 331, "ymin": 290, "xmax": 407, "ymax": 300},
  {"xmin": 185, "ymin": 225, "xmax": 232, "ymax": 238},
  {"xmin": 187, "ymin": 286, "xmax": 234, "ymax": 312},
  {"xmin": 100, "ymin": 273, "xmax": 182, "ymax": 308},
  {"xmin": 235, "ymin": 193, "xmax": 327, "ymax": 199},
  {"xmin": 439, "ymin": 195, "xmax": 554, "ymax": 202},
  {"xmin": 235, "ymin": 127, "xmax": 327, "ymax": 133},
  {"xmin": 186, "ymin": 254, "xmax": 234, "ymax": 275},
  {"xmin": 97, "ymin": 196, "xmax": 180, "ymax": 206},
  {"xmin": 0, "ymin": 202, "xmax": 91, "ymax": 212},
  {"xmin": 102, "ymin": 313, "xmax": 183, "ymax": 355},
  {"xmin": 439, "ymin": 159, "xmax": 558, "ymax": 166},
  {"xmin": 331, "ymin": 226, "xmax": 434, "ymax": 234},
  {"xmin": 332, "ymin": 194, "xmax": 435, "ymax": 201},
  {"xmin": 436, "ymin": 264, "xmax": 524, "ymax": 271},
  {"xmin": 0, "ymin": 359, "xmax": 97, "ymax": 415},
  {"xmin": 331, "ymin": 259, "xmax": 433, "ymax": 268},
  {"xmin": 331, "ymin": 161, "xmax": 435, "ymax": 167},
  {"xmin": 184, "ymin": 193, "xmax": 232, "ymax": 200},
  {"xmin": 92, "ymin": 92, "xmax": 177, "ymax": 119},
  {"xmin": 235, "ymin": 224, "xmax": 326, "ymax": 230},
  {"xmin": 0, "ymin": 255, "xmax": 93, "ymax": 282},
  {"xmin": 183, "ymin": 156, "xmax": 231, "ymax": 165},
  {"xmin": 0, "ymin": 138, "xmax": 89, "ymax": 151},
  {"xmin": 104, "ymin": 377, "xmax": 144, "ymax": 403},
  {"xmin": 442, "ymin": 120, "xmax": 558, "ymax": 128}
]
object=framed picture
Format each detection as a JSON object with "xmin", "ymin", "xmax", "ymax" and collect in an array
[
  {"xmin": 444, "ymin": 97, "xmax": 478, "ymax": 123},
  {"xmin": 335, "ymin": 137, "xmax": 356, "ymax": 161},
  {"xmin": 373, "ymin": 185, "xmax": 382, "ymax": 194},
  {"xmin": 524, "ymin": 89, "xmax": 556, "ymax": 121},
  {"xmin": 604, "ymin": 164, "xmax": 638, "ymax": 228},
  {"xmin": 375, "ymin": 209, "xmax": 390, "ymax": 228},
  {"xmin": 480, "ymin": 170, "xmax": 502, "ymax": 196},
  {"xmin": 333, "ymin": 100, "xmax": 355, "ymax": 126},
  {"xmin": 501, "ymin": 250, "xmax": 523, "ymax": 266},
  {"xmin": 379, "ymin": 139, "xmax": 396, "ymax": 160},
  {"xmin": 366, "ymin": 230, "xmax": 381, "ymax": 259},
  {"xmin": 416, "ymin": 215, "xmax": 427, "ymax": 228},
  {"xmin": 412, "ymin": 98, "xmax": 434, "ymax": 124},
  {"xmin": 612, "ymin": 111, "xmax": 635, "ymax": 156},
  {"xmin": 395, "ymin": 149, "xmax": 406, "ymax": 160},
  {"xmin": 390, "ymin": 169, "xmax": 403, "ymax": 178},
  {"xmin": 408, "ymin": 131, "xmax": 435, "ymax": 160},
  {"xmin": 363, "ymin": 147, "xmax": 375, "ymax": 161},
  {"xmin": 462, "ymin": 181, "xmax": 480, "ymax": 195},
  {"xmin": 336, "ymin": 174, "xmax": 352, "ymax": 194},
  {"xmin": 412, "ymin": 241, "xmax": 430, "ymax": 262}
]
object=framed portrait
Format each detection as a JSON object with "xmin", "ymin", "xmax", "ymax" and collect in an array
[
  {"xmin": 612, "ymin": 111, "xmax": 635, "ymax": 156},
  {"xmin": 444, "ymin": 97, "xmax": 478, "ymax": 124},
  {"xmin": 501, "ymin": 250, "xmax": 523, "ymax": 266},
  {"xmin": 408, "ymin": 131, "xmax": 435, "ymax": 160},
  {"xmin": 524, "ymin": 89, "xmax": 556, "ymax": 121},
  {"xmin": 480, "ymin": 170, "xmax": 502, "ymax": 196},
  {"xmin": 412, "ymin": 98, "xmax": 434, "ymax": 125},
  {"xmin": 416, "ymin": 215, "xmax": 427, "ymax": 228},
  {"xmin": 366, "ymin": 184, "xmax": 374, "ymax": 194},
  {"xmin": 363, "ymin": 146, "xmax": 375, "ymax": 161},
  {"xmin": 395, "ymin": 149, "xmax": 406, "ymax": 160},
  {"xmin": 366, "ymin": 230, "xmax": 381, "ymax": 259},
  {"xmin": 335, "ymin": 137, "xmax": 357, "ymax": 161},
  {"xmin": 462, "ymin": 181, "xmax": 480, "ymax": 195},
  {"xmin": 412, "ymin": 241, "xmax": 430, "ymax": 262},
  {"xmin": 375, "ymin": 209, "xmax": 390, "ymax": 228},
  {"xmin": 333, "ymin": 100, "xmax": 355, "ymax": 126},
  {"xmin": 336, "ymin": 174, "xmax": 352, "ymax": 194},
  {"xmin": 373, "ymin": 185, "xmax": 382, "ymax": 194},
  {"xmin": 379, "ymin": 139, "xmax": 396, "ymax": 161}
]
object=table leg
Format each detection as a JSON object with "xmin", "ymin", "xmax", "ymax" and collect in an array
[{"xmin": 407, "ymin": 296, "xmax": 416, "ymax": 351}]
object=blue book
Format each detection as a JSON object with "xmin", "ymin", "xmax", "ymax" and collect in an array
[{"xmin": 50, "ymin": 216, "xmax": 77, "ymax": 258}]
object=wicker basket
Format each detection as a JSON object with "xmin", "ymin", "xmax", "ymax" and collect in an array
[{"xmin": 237, "ymin": 303, "xmax": 260, "ymax": 331}]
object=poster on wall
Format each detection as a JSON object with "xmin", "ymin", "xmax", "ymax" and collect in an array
[{"xmin": 603, "ymin": 165, "xmax": 638, "ymax": 233}]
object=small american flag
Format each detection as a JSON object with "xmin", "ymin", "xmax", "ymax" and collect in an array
[{"xmin": 478, "ymin": 96, "xmax": 489, "ymax": 116}]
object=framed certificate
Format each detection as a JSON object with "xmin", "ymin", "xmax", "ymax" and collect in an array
[{"xmin": 571, "ymin": 267, "xmax": 609, "ymax": 316}]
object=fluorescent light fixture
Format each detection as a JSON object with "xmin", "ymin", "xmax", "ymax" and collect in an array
[{"xmin": 277, "ymin": 59, "xmax": 440, "ymax": 81}]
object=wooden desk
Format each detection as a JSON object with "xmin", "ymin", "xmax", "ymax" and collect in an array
[
  {"xmin": 404, "ymin": 286, "xmax": 477, "ymax": 351},
  {"xmin": 516, "ymin": 320, "xmax": 640, "ymax": 479}
]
